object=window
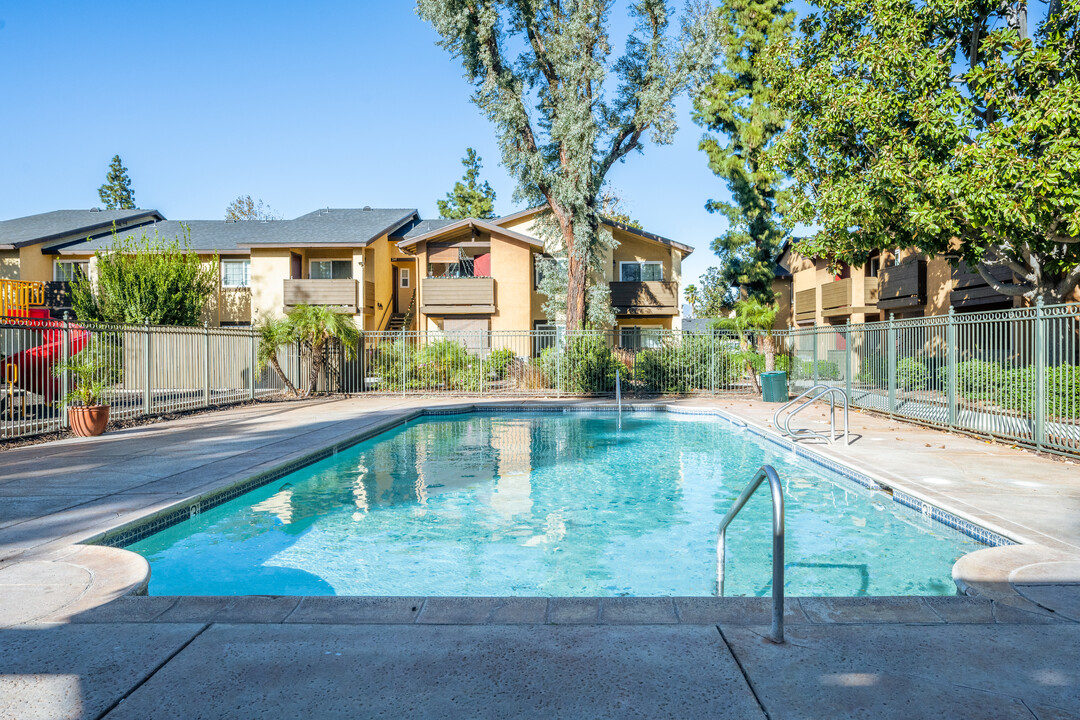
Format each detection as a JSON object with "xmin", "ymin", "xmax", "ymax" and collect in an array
[
  {"xmin": 54, "ymin": 260, "xmax": 88, "ymax": 282},
  {"xmin": 221, "ymin": 259, "xmax": 250, "ymax": 288},
  {"xmin": 400, "ymin": 267, "xmax": 410, "ymax": 288},
  {"xmin": 619, "ymin": 325, "xmax": 662, "ymax": 351},
  {"xmin": 310, "ymin": 260, "xmax": 353, "ymax": 280},
  {"xmin": 619, "ymin": 261, "xmax": 663, "ymax": 282},
  {"xmin": 534, "ymin": 255, "xmax": 567, "ymax": 289}
]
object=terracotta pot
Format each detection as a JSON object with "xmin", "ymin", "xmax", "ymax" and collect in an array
[{"xmin": 69, "ymin": 405, "xmax": 110, "ymax": 437}]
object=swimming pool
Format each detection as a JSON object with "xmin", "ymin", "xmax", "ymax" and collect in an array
[{"xmin": 128, "ymin": 411, "xmax": 984, "ymax": 597}]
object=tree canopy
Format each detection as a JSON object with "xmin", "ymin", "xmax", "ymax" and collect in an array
[
  {"xmin": 438, "ymin": 148, "xmax": 497, "ymax": 219},
  {"xmin": 417, "ymin": 0, "xmax": 714, "ymax": 328},
  {"xmin": 765, "ymin": 0, "xmax": 1080, "ymax": 303},
  {"xmin": 693, "ymin": 0, "xmax": 793, "ymax": 304},
  {"xmin": 97, "ymin": 155, "xmax": 136, "ymax": 210},
  {"xmin": 226, "ymin": 195, "xmax": 280, "ymax": 222},
  {"xmin": 71, "ymin": 227, "xmax": 219, "ymax": 326}
]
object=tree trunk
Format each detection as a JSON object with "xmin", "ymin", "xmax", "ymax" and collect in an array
[
  {"xmin": 565, "ymin": 250, "xmax": 589, "ymax": 330},
  {"xmin": 307, "ymin": 341, "xmax": 324, "ymax": 396},
  {"xmin": 270, "ymin": 356, "xmax": 298, "ymax": 396},
  {"xmin": 763, "ymin": 336, "xmax": 776, "ymax": 372}
]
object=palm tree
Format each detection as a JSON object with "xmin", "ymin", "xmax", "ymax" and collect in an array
[
  {"xmin": 287, "ymin": 304, "xmax": 360, "ymax": 396},
  {"xmin": 255, "ymin": 317, "xmax": 299, "ymax": 396},
  {"xmin": 716, "ymin": 297, "xmax": 780, "ymax": 392},
  {"xmin": 684, "ymin": 284, "xmax": 700, "ymax": 318}
]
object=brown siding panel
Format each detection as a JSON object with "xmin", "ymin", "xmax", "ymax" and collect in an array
[
  {"xmin": 609, "ymin": 281, "xmax": 678, "ymax": 316},
  {"xmin": 283, "ymin": 279, "xmax": 359, "ymax": 311}
]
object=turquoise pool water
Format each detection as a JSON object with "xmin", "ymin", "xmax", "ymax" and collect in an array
[{"xmin": 130, "ymin": 412, "xmax": 982, "ymax": 597}]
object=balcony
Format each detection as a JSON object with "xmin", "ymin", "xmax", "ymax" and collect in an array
[
  {"xmin": 794, "ymin": 288, "xmax": 817, "ymax": 323},
  {"xmin": 609, "ymin": 281, "xmax": 679, "ymax": 316},
  {"xmin": 283, "ymin": 279, "xmax": 363, "ymax": 312},
  {"xmin": 951, "ymin": 262, "xmax": 1014, "ymax": 310},
  {"xmin": 420, "ymin": 276, "xmax": 495, "ymax": 314},
  {"xmin": 43, "ymin": 281, "xmax": 73, "ymax": 312},
  {"xmin": 821, "ymin": 277, "xmax": 879, "ymax": 318},
  {"xmin": 878, "ymin": 261, "xmax": 927, "ymax": 311}
]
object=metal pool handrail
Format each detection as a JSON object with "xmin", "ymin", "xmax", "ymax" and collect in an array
[
  {"xmin": 717, "ymin": 464, "xmax": 785, "ymax": 644},
  {"xmin": 772, "ymin": 384, "xmax": 850, "ymax": 445},
  {"xmin": 615, "ymin": 368, "xmax": 622, "ymax": 428}
]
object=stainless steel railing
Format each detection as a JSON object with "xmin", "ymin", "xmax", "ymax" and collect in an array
[
  {"xmin": 717, "ymin": 464, "xmax": 785, "ymax": 643},
  {"xmin": 772, "ymin": 384, "xmax": 850, "ymax": 445}
]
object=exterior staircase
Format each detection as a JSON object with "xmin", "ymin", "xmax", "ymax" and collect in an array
[{"xmin": 384, "ymin": 294, "xmax": 416, "ymax": 334}]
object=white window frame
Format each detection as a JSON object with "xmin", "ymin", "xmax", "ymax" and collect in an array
[
  {"xmin": 309, "ymin": 259, "xmax": 353, "ymax": 280},
  {"xmin": 54, "ymin": 260, "xmax": 88, "ymax": 282},
  {"xmin": 399, "ymin": 267, "xmax": 410, "ymax": 288},
  {"xmin": 221, "ymin": 259, "xmax": 251, "ymax": 288},
  {"xmin": 619, "ymin": 261, "xmax": 663, "ymax": 282},
  {"xmin": 619, "ymin": 324, "xmax": 663, "ymax": 350}
]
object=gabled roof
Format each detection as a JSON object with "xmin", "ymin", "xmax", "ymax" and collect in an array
[
  {"xmin": 240, "ymin": 207, "xmax": 418, "ymax": 247},
  {"xmin": 55, "ymin": 220, "xmax": 273, "ymax": 256},
  {"xmin": 395, "ymin": 217, "xmax": 546, "ymax": 250},
  {"xmin": 492, "ymin": 205, "xmax": 694, "ymax": 256},
  {"xmin": 0, "ymin": 209, "xmax": 163, "ymax": 249},
  {"xmin": 390, "ymin": 218, "xmax": 460, "ymax": 241}
]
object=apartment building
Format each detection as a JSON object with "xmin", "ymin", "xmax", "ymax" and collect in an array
[
  {"xmin": 776, "ymin": 244, "xmax": 1045, "ymax": 327},
  {"xmin": 0, "ymin": 205, "xmax": 693, "ymax": 338}
]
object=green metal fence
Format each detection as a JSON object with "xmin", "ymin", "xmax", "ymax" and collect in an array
[{"xmin": 781, "ymin": 300, "xmax": 1080, "ymax": 456}]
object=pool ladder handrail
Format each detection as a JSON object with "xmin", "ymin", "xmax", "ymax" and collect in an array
[
  {"xmin": 615, "ymin": 368, "xmax": 622, "ymax": 429},
  {"xmin": 772, "ymin": 384, "xmax": 850, "ymax": 445},
  {"xmin": 717, "ymin": 464, "xmax": 785, "ymax": 644}
]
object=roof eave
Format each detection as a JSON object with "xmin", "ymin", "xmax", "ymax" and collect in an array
[
  {"xmin": 396, "ymin": 218, "xmax": 545, "ymax": 250},
  {"xmin": 7, "ymin": 210, "xmax": 164, "ymax": 249}
]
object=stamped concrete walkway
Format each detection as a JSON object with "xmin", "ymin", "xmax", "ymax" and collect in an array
[{"xmin": 1, "ymin": 396, "xmax": 1079, "ymax": 719}]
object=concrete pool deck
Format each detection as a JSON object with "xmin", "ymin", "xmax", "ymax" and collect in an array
[{"xmin": 1, "ymin": 395, "xmax": 1079, "ymax": 718}]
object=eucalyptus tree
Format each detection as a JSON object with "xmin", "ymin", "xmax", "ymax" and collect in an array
[
  {"xmin": 417, "ymin": 0, "xmax": 715, "ymax": 328},
  {"xmin": 766, "ymin": 0, "xmax": 1080, "ymax": 303}
]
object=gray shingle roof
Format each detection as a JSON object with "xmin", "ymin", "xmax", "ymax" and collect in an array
[
  {"xmin": 390, "ymin": 218, "xmax": 459, "ymax": 240},
  {"xmin": 63, "ymin": 220, "xmax": 277, "ymax": 255},
  {"xmin": 0, "ymin": 209, "xmax": 162, "ymax": 248},
  {"xmin": 246, "ymin": 208, "xmax": 418, "ymax": 246}
]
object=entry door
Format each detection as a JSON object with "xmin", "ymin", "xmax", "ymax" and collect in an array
[
  {"xmin": 392, "ymin": 267, "xmax": 400, "ymax": 313},
  {"xmin": 290, "ymin": 252, "xmax": 302, "ymax": 280}
]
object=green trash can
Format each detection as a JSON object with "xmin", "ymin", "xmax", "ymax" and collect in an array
[{"xmin": 760, "ymin": 371, "xmax": 789, "ymax": 403}]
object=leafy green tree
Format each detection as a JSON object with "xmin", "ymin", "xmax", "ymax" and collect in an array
[
  {"xmin": 71, "ymin": 227, "xmax": 218, "ymax": 325},
  {"xmin": 226, "ymin": 195, "xmax": 280, "ymax": 222},
  {"xmin": 255, "ymin": 317, "xmax": 299, "ymax": 396},
  {"xmin": 765, "ymin": 0, "xmax": 1080, "ymax": 303},
  {"xmin": 697, "ymin": 266, "xmax": 737, "ymax": 317},
  {"xmin": 684, "ymin": 283, "xmax": 700, "ymax": 317},
  {"xmin": 417, "ymin": 0, "xmax": 715, "ymax": 328},
  {"xmin": 716, "ymin": 296, "xmax": 780, "ymax": 388},
  {"xmin": 694, "ymin": 0, "xmax": 792, "ymax": 304},
  {"xmin": 598, "ymin": 186, "xmax": 642, "ymax": 229},
  {"xmin": 438, "ymin": 149, "xmax": 497, "ymax": 219},
  {"xmin": 286, "ymin": 304, "xmax": 360, "ymax": 396},
  {"xmin": 97, "ymin": 155, "xmax": 136, "ymax": 210}
]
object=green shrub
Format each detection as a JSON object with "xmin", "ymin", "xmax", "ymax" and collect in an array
[
  {"xmin": 634, "ymin": 335, "xmax": 742, "ymax": 393},
  {"xmin": 372, "ymin": 338, "xmax": 481, "ymax": 391},
  {"xmin": 896, "ymin": 357, "xmax": 929, "ymax": 391},
  {"xmin": 485, "ymin": 348, "xmax": 515, "ymax": 379},
  {"xmin": 541, "ymin": 335, "xmax": 622, "ymax": 394}
]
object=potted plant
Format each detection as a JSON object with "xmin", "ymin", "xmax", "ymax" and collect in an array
[{"xmin": 53, "ymin": 337, "xmax": 121, "ymax": 437}]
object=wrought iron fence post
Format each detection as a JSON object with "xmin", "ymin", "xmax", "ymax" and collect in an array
[
  {"xmin": 359, "ymin": 331, "xmax": 365, "ymax": 393},
  {"xmin": 478, "ymin": 330, "xmax": 484, "ymax": 395},
  {"xmin": 1034, "ymin": 298, "xmax": 1047, "ymax": 451},
  {"xmin": 401, "ymin": 333, "xmax": 406, "ymax": 397},
  {"xmin": 812, "ymin": 327, "xmax": 819, "ymax": 384},
  {"xmin": 249, "ymin": 327, "xmax": 257, "ymax": 400},
  {"xmin": 203, "ymin": 322, "xmax": 211, "ymax": 408},
  {"xmin": 844, "ymin": 319, "xmax": 852, "ymax": 401},
  {"xmin": 887, "ymin": 313, "xmax": 897, "ymax": 415},
  {"xmin": 143, "ymin": 318, "xmax": 152, "ymax": 415},
  {"xmin": 60, "ymin": 311, "xmax": 71, "ymax": 429},
  {"xmin": 710, "ymin": 327, "xmax": 717, "ymax": 395},
  {"xmin": 946, "ymin": 307, "xmax": 958, "ymax": 429}
]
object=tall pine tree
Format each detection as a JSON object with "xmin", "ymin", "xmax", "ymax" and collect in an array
[
  {"xmin": 693, "ymin": 0, "xmax": 793, "ymax": 303},
  {"xmin": 97, "ymin": 155, "xmax": 136, "ymax": 210},
  {"xmin": 438, "ymin": 149, "xmax": 497, "ymax": 219}
]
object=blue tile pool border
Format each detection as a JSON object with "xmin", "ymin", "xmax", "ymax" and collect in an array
[{"xmin": 89, "ymin": 403, "xmax": 1016, "ymax": 550}]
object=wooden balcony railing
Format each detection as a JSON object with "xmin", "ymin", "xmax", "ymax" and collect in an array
[
  {"xmin": 951, "ymin": 262, "xmax": 1014, "ymax": 310},
  {"xmin": 821, "ymin": 277, "xmax": 878, "ymax": 317},
  {"xmin": 420, "ymin": 277, "xmax": 495, "ymax": 314},
  {"xmin": 283, "ymin": 279, "xmax": 360, "ymax": 312},
  {"xmin": 878, "ymin": 261, "xmax": 927, "ymax": 311},
  {"xmin": 609, "ymin": 281, "xmax": 679, "ymax": 316},
  {"xmin": 794, "ymin": 288, "xmax": 817, "ymax": 322}
]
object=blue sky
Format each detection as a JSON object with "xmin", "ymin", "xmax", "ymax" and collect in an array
[{"xmin": 0, "ymin": 1, "xmax": 736, "ymax": 292}]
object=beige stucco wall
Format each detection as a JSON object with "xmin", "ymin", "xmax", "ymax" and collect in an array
[
  {"xmin": 610, "ymin": 230, "xmax": 674, "ymax": 281},
  {"xmin": 18, "ymin": 246, "xmax": 54, "ymax": 283},
  {"xmin": 0, "ymin": 250, "xmax": 18, "ymax": 280},
  {"xmin": 490, "ymin": 235, "xmax": 533, "ymax": 332},
  {"xmin": 251, "ymin": 248, "xmax": 292, "ymax": 322}
]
